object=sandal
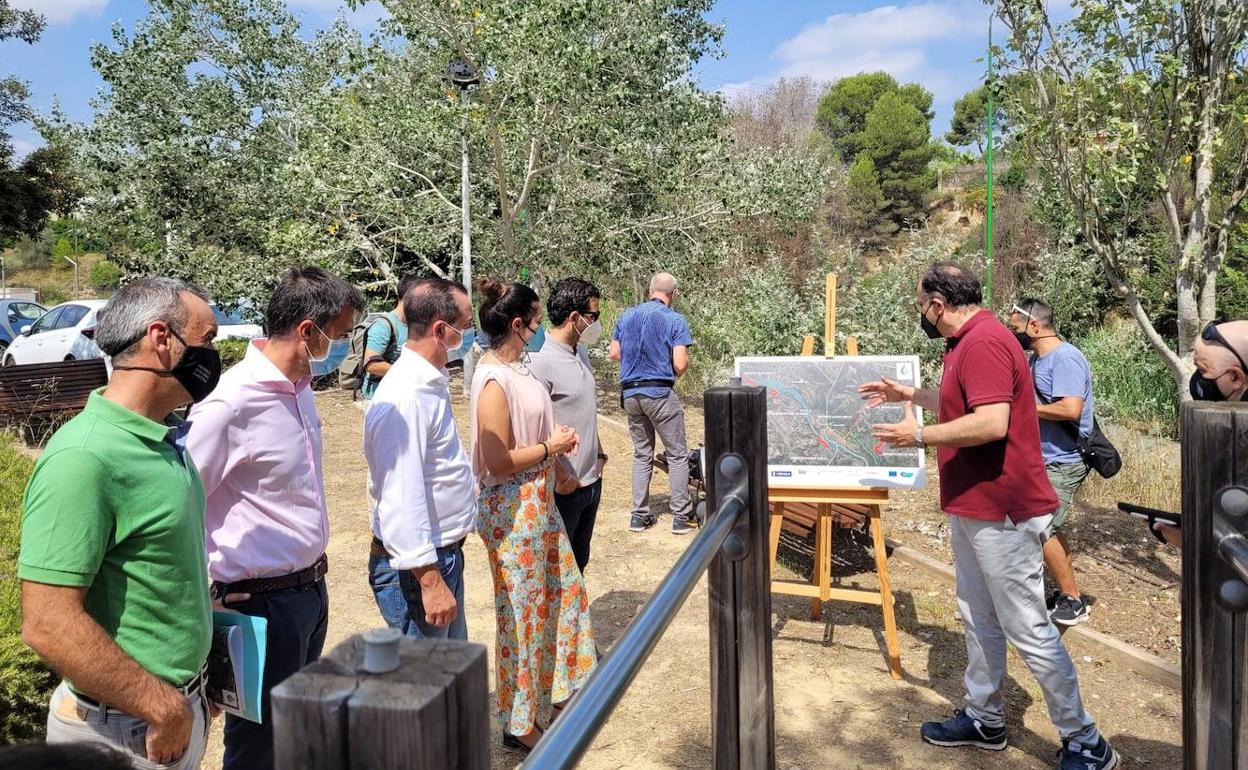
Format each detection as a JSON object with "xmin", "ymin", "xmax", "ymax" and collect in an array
[{"xmin": 502, "ymin": 727, "xmax": 543, "ymax": 755}]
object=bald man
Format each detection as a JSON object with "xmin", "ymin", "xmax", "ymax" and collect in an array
[
  {"xmin": 609, "ymin": 273, "xmax": 695, "ymax": 534},
  {"xmin": 1150, "ymin": 320, "xmax": 1248, "ymax": 549}
]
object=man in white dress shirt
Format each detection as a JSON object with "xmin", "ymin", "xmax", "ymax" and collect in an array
[{"xmin": 364, "ymin": 277, "xmax": 477, "ymax": 639}]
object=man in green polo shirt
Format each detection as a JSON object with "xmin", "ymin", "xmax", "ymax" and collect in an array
[{"xmin": 20, "ymin": 277, "xmax": 221, "ymax": 769}]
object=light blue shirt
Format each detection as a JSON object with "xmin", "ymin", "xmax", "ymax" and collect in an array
[
  {"xmin": 1030, "ymin": 342, "xmax": 1095, "ymax": 465},
  {"xmin": 612, "ymin": 299, "xmax": 693, "ymax": 399}
]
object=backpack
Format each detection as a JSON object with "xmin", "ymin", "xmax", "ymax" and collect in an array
[
  {"xmin": 1031, "ymin": 378, "xmax": 1122, "ymax": 479},
  {"xmin": 338, "ymin": 314, "xmax": 400, "ymax": 391}
]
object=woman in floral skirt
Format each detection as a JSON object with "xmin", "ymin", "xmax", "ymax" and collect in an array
[{"xmin": 470, "ymin": 278, "xmax": 597, "ymax": 753}]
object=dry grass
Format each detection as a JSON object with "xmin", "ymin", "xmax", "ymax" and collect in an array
[{"xmin": 1080, "ymin": 423, "xmax": 1181, "ymax": 514}]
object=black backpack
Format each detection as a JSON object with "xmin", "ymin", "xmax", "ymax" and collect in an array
[{"xmin": 1032, "ymin": 379, "xmax": 1121, "ymax": 479}]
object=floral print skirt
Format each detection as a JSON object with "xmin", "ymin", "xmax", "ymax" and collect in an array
[{"xmin": 477, "ymin": 464, "xmax": 597, "ymax": 735}]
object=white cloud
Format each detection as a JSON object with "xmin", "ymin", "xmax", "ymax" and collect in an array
[
  {"xmin": 9, "ymin": 0, "xmax": 108, "ymax": 26},
  {"xmin": 721, "ymin": 1, "xmax": 990, "ymax": 107}
]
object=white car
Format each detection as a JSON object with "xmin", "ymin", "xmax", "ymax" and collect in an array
[
  {"xmin": 213, "ymin": 304, "xmax": 263, "ymax": 342},
  {"xmin": 2, "ymin": 299, "xmax": 107, "ymax": 367}
]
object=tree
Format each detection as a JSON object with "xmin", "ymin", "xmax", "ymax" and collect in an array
[
  {"xmin": 816, "ymin": 72, "xmax": 933, "ymax": 161},
  {"xmin": 861, "ymin": 91, "xmax": 935, "ymax": 228},
  {"xmin": 817, "ymin": 72, "xmax": 935, "ymax": 235},
  {"xmin": 846, "ymin": 154, "xmax": 891, "ymax": 243},
  {"xmin": 55, "ymin": 0, "xmax": 826, "ymax": 309},
  {"xmin": 945, "ymin": 85, "xmax": 1009, "ymax": 154},
  {"xmin": 0, "ymin": 2, "xmax": 76, "ymax": 245},
  {"xmin": 998, "ymin": 0, "xmax": 1248, "ymax": 400}
]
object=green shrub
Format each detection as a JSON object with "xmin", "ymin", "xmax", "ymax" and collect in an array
[
  {"xmin": 35, "ymin": 284, "xmax": 69, "ymax": 307},
  {"xmin": 1075, "ymin": 320, "xmax": 1179, "ymax": 435},
  {"xmin": 1014, "ymin": 247, "xmax": 1108, "ymax": 341},
  {"xmin": 89, "ymin": 260, "xmax": 122, "ymax": 292},
  {"xmin": 0, "ymin": 433, "xmax": 56, "ymax": 743},
  {"xmin": 216, "ymin": 338, "xmax": 250, "ymax": 370}
]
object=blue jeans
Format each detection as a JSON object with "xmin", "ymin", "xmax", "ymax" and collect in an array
[
  {"xmin": 368, "ymin": 543, "xmax": 467, "ymax": 640},
  {"xmin": 554, "ymin": 478, "xmax": 602, "ymax": 573}
]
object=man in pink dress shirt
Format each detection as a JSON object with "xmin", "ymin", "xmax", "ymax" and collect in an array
[{"xmin": 186, "ymin": 266, "xmax": 363, "ymax": 770}]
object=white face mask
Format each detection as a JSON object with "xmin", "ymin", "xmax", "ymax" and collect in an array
[{"xmin": 577, "ymin": 317, "xmax": 603, "ymax": 346}]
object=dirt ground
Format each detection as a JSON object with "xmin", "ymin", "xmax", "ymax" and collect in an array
[{"xmin": 203, "ymin": 387, "xmax": 1181, "ymax": 769}]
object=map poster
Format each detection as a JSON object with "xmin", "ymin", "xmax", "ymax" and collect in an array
[{"xmin": 734, "ymin": 355, "xmax": 926, "ymax": 489}]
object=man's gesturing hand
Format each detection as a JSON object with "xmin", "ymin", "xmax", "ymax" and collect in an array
[
  {"xmin": 872, "ymin": 404, "xmax": 919, "ymax": 448},
  {"xmin": 859, "ymin": 378, "xmax": 915, "ymax": 407}
]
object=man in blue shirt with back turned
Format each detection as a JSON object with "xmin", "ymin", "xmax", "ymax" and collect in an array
[
  {"xmin": 609, "ymin": 272, "xmax": 695, "ymax": 535},
  {"xmin": 1009, "ymin": 298, "xmax": 1096, "ymax": 627}
]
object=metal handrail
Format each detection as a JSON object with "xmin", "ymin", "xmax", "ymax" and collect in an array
[{"xmin": 522, "ymin": 454, "xmax": 749, "ymax": 770}]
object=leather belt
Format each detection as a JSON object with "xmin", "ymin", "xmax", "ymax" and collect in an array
[
  {"xmin": 371, "ymin": 535, "xmax": 465, "ymax": 560},
  {"xmin": 71, "ymin": 662, "xmax": 207, "ymax": 712},
  {"xmin": 212, "ymin": 554, "xmax": 328, "ymax": 599}
]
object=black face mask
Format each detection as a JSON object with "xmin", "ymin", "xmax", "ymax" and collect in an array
[
  {"xmin": 114, "ymin": 327, "xmax": 222, "ymax": 404},
  {"xmin": 1189, "ymin": 370, "xmax": 1248, "ymax": 402},
  {"xmin": 1014, "ymin": 331, "xmax": 1033, "ymax": 350},
  {"xmin": 919, "ymin": 307, "xmax": 943, "ymax": 339}
]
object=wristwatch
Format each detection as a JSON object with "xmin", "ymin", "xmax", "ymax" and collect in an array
[{"xmin": 913, "ymin": 426, "xmax": 925, "ymax": 449}]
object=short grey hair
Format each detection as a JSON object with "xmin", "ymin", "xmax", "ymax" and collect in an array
[
  {"xmin": 649, "ymin": 272, "xmax": 678, "ymax": 294},
  {"xmin": 96, "ymin": 277, "xmax": 212, "ymax": 363}
]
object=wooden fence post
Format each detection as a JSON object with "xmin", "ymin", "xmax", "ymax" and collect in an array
[
  {"xmin": 272, "ymin": 633, "xmax": 490, "ymax": 770},
  {"xmin": 1182, "ymin": 402, "xmax": 1248, "ymax": 770},
  {"xmin": 704, "ymin": 385, "xmax": 775, "ymax": 770}
]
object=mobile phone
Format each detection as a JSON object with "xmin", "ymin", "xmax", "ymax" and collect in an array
[{"xmin": 1118, "ymin": 502, "xmax": 1181, "ymax": 544}]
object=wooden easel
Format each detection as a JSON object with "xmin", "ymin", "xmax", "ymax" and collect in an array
[{"xmin": 766, "ymin": 274, "xmax": 903, "ymax": 680}]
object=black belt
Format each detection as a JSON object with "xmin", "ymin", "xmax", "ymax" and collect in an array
[
  {"xmin": 212, "ymin": 554, "xmax": 328, "ymax": 599},
  {"xmin": 72, "ymin": 662, "xmax": 207, "ymax": 711},
  {"xmin": 371, "ymin": 535, "xmax": 465, "ymax": 559},
  {"xmin": 619, "ymin": 378, "xmax": 676, "ymax": 407}
]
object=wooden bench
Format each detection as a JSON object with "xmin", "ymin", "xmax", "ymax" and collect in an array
[{"xmin": 0, "ymin": 359, "xmax": 108, "ymax": 419}]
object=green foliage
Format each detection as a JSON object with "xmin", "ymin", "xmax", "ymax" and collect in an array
[
  {"xmin": 1075, "ymin": 321, "xmax": 1180, "ymax": 435},
  {"xmin": 837, "ymin": 229, "xmax": 966, "ymax": 386},
  {"xmin": 960, "ymin": 185, "xmax": 987, "ymax": 214},
  {"xmin": 35, "ymin": 283, "xmax": 68, "ymax": 306},
  {"xmin": 862, "ymin": 91, "xmax": 936, "ymax": 228},
  {"xmin": 1014, "ymin": 246, "xmax": 1107, "ymax": 341},
  {"xmin": 50, "ymin": 235, "xmax": 71, "ymax": 262},
  {"xmin": 999, "ymin": 0, "xmax": 1248, "ymax": 391},
  {"xmin": 0, "ymin": 431, "xmax": 56, "ymax": 744},
  {"xmin": 819, "ymin": 72, "xmax": 935, "ymax": 236},
  {"xmin": 215, "ymin": 337, "xmax": 249, "ymax": 370},
  {"xmin": 816, "ymin": 72, "xmax": 932, "ymax": 161},
  {"xmin": 88, "ymin": 259, "xmax": 121, "ymax": 291},
  {"xmin": 845, "ymin": 154, "xmax": 891, "ymax": 243},
  {"xmin": 998, "ymin": 162, "xmax": 1027, "ymax": 192},
  {"xmin": 945, "ymin": 83, "xmax": 1010, "ymax": 153}
]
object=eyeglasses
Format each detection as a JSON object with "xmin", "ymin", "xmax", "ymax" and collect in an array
[
  {"xmin": 1202, "ymin": 321, "xmax": 1248, "ymax": 373},
  {"xmin": 580, "ymin": 311, "xmax": 601, "ymax": 322}
]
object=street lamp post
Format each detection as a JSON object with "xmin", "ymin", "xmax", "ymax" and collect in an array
[
  {"xmin": 447, "ymin": 59, "xmax": 480, "ymax": 394},
  {"xmin": 985, "ymin": 11, "xmax": 996, "ymax": 306}
]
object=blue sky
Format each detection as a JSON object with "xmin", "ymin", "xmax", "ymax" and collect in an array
[{"xmin": 4, "ymin": 0, "xmax": 994, "ymax": 157}]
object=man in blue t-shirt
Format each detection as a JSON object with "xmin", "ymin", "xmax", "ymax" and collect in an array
[
  {"xmin": 609, "ymin": 272, "xmax": 695, "ymax": 534},
  {"xmin": 1010, "ymin": 299, "xmax": 1096, "ymax": 627},
  {"xmin": 361, "ymin": 279, "xmax": 418, "ymax": 400}
]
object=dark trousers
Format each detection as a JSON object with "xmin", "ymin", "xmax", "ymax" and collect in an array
[
  {"xmin": 223, "ymin": 580, "xmax": 329, "ymax": 770},
  {"xmin": 554, "ymin": 478, "xmax": 602, "ymax": 573}
]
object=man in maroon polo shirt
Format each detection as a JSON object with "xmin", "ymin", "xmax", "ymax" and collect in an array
[{"xmin": 861, "ymin": 262, "xmax": 1118, "ymax": 770}]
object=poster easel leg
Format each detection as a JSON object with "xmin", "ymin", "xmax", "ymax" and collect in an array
[{"xmin": 869, "ymin": 504, "xmax": 903, "ymax": 680}]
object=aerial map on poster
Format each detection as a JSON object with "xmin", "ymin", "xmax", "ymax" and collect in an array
[{"xmin": 734, "ymin": 356, "xmax": 926, "ymax": 489}]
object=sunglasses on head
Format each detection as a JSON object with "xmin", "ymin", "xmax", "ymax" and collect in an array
[{"xmin": 1202, "ymin": 321, "xmax": 1248, "ymax": 373}]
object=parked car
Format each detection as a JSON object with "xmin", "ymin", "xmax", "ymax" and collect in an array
[
  {"xmin": 0, "ymin": 299, "xmax": 46, "ymax": 358},
  {"xmin": 2, "ymin": 299, "xmax": 107, "ymax": 367},
  {"xmin": 212, "ymin": 304, "xmax": 263, "ymax": 342}
]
